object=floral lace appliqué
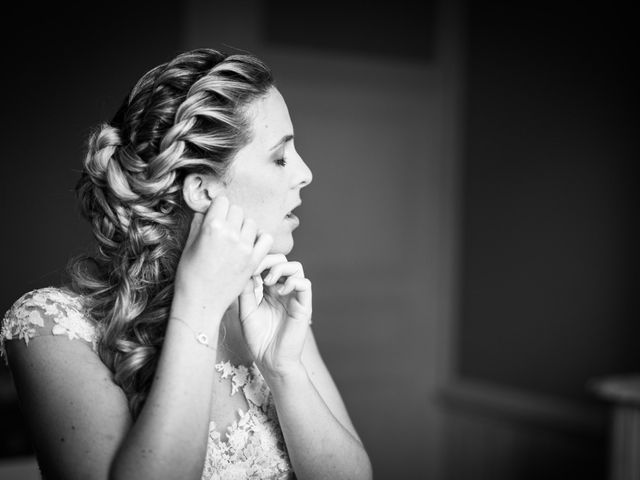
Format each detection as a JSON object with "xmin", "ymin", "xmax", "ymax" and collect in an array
[
  {"xmin": 2, "ymin": 288, "xmax": 292, "ymax": 479},
  {"xmin": 202, "ymin": 361, "xmax": 293, "ymax": 480},
  {"xmin": 0, "ymin": 287, "xmax": 97, "ymax": 362}
]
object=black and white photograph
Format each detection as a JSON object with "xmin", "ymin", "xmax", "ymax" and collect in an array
[{"xmin": 0, "ymin": 1, "xmax": 637, "ymax": 479}]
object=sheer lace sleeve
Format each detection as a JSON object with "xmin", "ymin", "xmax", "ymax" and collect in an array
[{"xmin": 0, "ymin": 287, "xmax": 98, "ymax": 363}]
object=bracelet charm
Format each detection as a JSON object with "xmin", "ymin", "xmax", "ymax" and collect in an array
[
  {"xmin": 170, "ymin": 316, "xmax": 217, "ymax": 352},
  {"xmin": 196, "ymin": 332, "xmax": 210, "ymax": 346}
]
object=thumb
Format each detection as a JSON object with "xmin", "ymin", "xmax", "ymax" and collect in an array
[{"xmin": 238, "ymin": 275, "xmax": 262, "ymax": 322}]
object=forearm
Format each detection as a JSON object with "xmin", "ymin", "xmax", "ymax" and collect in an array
[
  {"xmin": 266, "ymin": 365, "xmax": 372, "ymax": 480},
  {"xmin": 110, "ymin": 298, "xmax": 222, "ymax": 480}
]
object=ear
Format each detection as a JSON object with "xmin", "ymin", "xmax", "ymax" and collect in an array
[{"xmin": 182, "ymin": 173, "xmax": 222, "ymax": 213}]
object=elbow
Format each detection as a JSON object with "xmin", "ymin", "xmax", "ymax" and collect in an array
[
  {"xmin": 348, "ymin": 438, "xmax": 373, "ymax": 480},
  {"xmin": 352, "ymin": 439, "xmax": 373, "ymax": 480},
  {"xmin": 361, "ymin": 451, "xmax": 373, "ymax": 480},
  {"xmin": 344, "ymin": 446, "xmax": 373, "ymax": 480}
]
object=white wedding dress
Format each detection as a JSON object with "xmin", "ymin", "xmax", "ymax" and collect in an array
[{"xmin": 0, "ymin": 287, "xmax": 294, "ymax": 480}]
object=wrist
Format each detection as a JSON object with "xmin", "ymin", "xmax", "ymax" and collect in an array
[
  {"xmin": 260, "ymin": 360, "xmax": 308, "ymax": 388},
  {"xmin": 171, "ymin": 286, "xmax": 228, "ymax": 324},
  {"xmin": 169, "ymin": 316, "xmax": 219, "ymax": 352}
]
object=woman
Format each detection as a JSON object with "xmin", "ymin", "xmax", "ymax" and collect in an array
[{"xmin": 0, "ymin": 48, "xmax": 372, "ymax": 480}]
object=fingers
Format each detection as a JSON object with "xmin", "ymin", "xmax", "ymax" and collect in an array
[
  {"xmin": 241, "ymin": 217, "xmax": 258, "ymax": 243},
  {"xmin": 204, "ymin": 194, "xmax": 230, "ymax": 221},
  {"xmin": 252, "ymin": 232, "xmax": 274, "ymax": 262},
  {"xmin": 276, "ymin": 276, "xmax": 312, "ymax": 307},
  {"xmin": 263, "ymin": 261, "xmax": 304, "ymax": 285},
  {"xmin": 203, "ymin": 196, "xmax": 244, "ymax": 233},
  {"xmin": 254, "ymin": 253, "xmax": 288, "ymax": 276},
  {"xmin": 196, "ymin": 195, "xmax": 272, "ymax": 267},
  {"xmin": 226, "ymin": 204, "xmax": 244, "ymax": 231},
  {"xmin": 278, "ymin": 276, "xmax": 311, "ymax": 294},
  {"xmin": 202, "ymin": 196, "xmax": 257, "ymax": 241},
  {"xmin": 199, "ymin": 196, "xmax": 253, "ymax": 242}
]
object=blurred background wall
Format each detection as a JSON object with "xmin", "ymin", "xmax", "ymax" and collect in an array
[
  {"xmin": 441, "ymin": 3, "xmax": 638, "ymax": 479},
  {"xmin": 0, "ymin": 1, "xmax": 637, "ymax": 479}
]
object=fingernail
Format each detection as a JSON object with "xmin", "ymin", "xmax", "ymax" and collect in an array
[
  {"xmin": 277, "ymin": 286, "xmax": 286, "ymax": 294},
  {"xmin": 264, "ymin": 273, "xmax": 274, "ymax": 284}
]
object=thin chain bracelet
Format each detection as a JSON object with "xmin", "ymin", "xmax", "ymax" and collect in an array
[{"xmin": 170, "ymin": 316, "xmax": 217, "ymax": 351}]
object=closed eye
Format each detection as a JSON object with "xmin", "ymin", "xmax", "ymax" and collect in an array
[{"xmin": 275, "ymin": 158, "xmax": 287, "ymax": 167}]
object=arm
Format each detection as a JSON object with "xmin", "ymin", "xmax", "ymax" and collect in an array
[
  {"xmin": 268, "ymin": 331, "xmax": 372, "ymax": 480},
  {"xmin": 108, "ymin": 302, "xmax": 223, "ymax": 480},
  {"xmin": 113, "ymin": 197, "xmax": 272, "ymax": 479},
  {"xmin": 5, "ymin": 310, "xmax": 221, "ymax": 480},
  {"xmin": 238, "ymin": 258, "xmax": 372, "ymax": 479},
  {"xmin": 5, "ymin": 197, "xmax": 272, "ymax": 480},
  {"xmin": 6, "ymin": 332, "xmax": 132, "ymax": 480}
]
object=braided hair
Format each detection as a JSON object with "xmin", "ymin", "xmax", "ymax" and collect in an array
[{"xmin": 68, "ymin": 48, "xmax": 274, "ymax": 417}]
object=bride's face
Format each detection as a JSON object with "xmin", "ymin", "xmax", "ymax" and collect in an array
[{"xmin": 216, "ymin": 88, "xmax": 313, "ymax": 254}]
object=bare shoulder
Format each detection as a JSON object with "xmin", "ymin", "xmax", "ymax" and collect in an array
[{"xmin": 3, "ymin": 287, "xmax": 132, "ymax": 479}]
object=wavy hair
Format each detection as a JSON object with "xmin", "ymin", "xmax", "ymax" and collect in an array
[{"xmin": 67, "ymin": 48, "xmax": 274, "ymax": 418}]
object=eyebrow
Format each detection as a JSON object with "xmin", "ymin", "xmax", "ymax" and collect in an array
[{"xmin": 269, "ymin": 134, "xmax": 294, "ymax": 151}]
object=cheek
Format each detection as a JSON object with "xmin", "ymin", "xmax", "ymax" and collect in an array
[{"xmin": 228, "ymin": 183, "xmax": 281, "ymax": 227}]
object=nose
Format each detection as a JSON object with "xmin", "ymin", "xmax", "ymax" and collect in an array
[{"xmin": 294, "ymin": 153, "xmax": 313, "ymax": 188}]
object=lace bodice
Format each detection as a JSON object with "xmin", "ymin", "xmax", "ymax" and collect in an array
[{"xmin": 0, "ymin": 287, "xmax": 294, "ymax": 480}]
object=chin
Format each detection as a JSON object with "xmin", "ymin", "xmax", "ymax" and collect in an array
[{"xmin": 269, "ymin": 236, "xmax": 294, "ymax": 255}]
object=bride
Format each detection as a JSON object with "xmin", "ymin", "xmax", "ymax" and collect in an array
[{"xmin": 0, "ymin": 48, "xmax": 372, "ymax": 480}]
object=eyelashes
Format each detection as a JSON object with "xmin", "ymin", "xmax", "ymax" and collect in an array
[{"xmin": 275, "ymin": 158, "xmax": 287, "ymax": 167}]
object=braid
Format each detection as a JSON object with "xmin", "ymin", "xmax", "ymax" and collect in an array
[{"xmin": 68, "ymin": 48, "xmax": 274, "ymax": 417}]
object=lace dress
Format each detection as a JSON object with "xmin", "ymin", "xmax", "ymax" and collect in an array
[{"xmin": 0, "ymin": 287, "xmax": 294, "ymax": 480}]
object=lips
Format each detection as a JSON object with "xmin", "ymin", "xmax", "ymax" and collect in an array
[
  {"xmin": 285, "ymin": 213, "xmax": 300, "ymax": 229},
  {"xmin": 285, "ymin": 202, "xmax": 301, "ymax": 219},
  {"xmin": 285, "ymin": 203, "xmax": 301, "ymax": 228}
]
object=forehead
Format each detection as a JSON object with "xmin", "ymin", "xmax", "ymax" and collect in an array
[{"xmin": 243, "ymin": 88, "xmax": 293, "ymax": 148}]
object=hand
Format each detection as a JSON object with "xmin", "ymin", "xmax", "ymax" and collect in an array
[
  {"xmin": 174, "ymin": 196, "xmax": 273, "ymax": 317},
  {"xmin": 238, "ymin": 254, "xmax": 312, "ymax": 377}
]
